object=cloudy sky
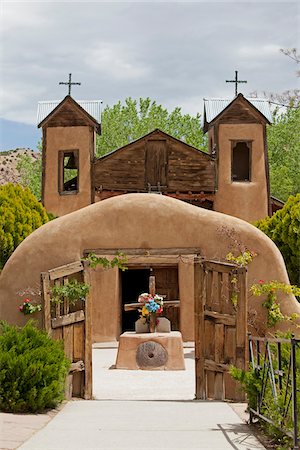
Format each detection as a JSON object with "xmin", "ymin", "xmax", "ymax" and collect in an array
[{"xmin": 0, "ymin": 1, "xmax": 299, "ymax": 151}]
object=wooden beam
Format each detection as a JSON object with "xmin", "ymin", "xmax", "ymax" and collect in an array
[
  {"xmin": 124, "ymin": 300, "xmax": 180, "ymax": 312},
  {"xmin": 202, "ymin": 260, "xmax": 238, "ymax": 274},
  {"xmin": 204, "ymin": 359, "xmax": 230, "ymax": 373},
  {"xmin": 83, "ymin": 248, "xmax": 202, "ymax": 256},
  {"xmin": 48, "ymin": 261, "xmax": 83, "ymax": 280},
  {"xmin": 204, "ymin": 310, "xmax": 235, "ymax": 326},
  {"xmin": 69, "ymin": 360, "xmax": 85, "ymax": 373},
  {"xmin": 51, "ymin": 310, "xmax": 85, "ymax": 329}
]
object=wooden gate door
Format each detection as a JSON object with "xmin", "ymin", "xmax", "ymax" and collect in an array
[
  {"xmin": 41, "ymin": 260, "xmax": 92, "ymax": 400},
  {"xmin": 194, "ymin": 257, "xmax": 247, "ymax": 401}
]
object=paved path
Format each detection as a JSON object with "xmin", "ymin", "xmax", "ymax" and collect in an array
[
  {"xmin": 18, "ymin": 400, "xmax": 265, "ymax": 450},
  {"xmin": 3, "ymin": 345, "xmax": 265, "ymax": 450}
]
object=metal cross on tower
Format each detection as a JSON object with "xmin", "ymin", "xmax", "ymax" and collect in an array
[
  {"xmin": 59, "ymin": 73, "xmax": 81, "ymax": 96},
  {"xmin": 226, "ymin": 71, "xmax": 247, "ymax": 96}
]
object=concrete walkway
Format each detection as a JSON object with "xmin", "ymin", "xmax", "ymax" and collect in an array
[
  {"xmin": 12, "ymin": 345, "xmax": 266, "ymax": 450},
  {"xmin": 17, "ymin": 399, "xmax": 265, "ymax": 450}
]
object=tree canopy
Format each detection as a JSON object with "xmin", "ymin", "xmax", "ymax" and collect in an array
[
  {"xmin": 255, "ymin": 194, "xmax": 300, "ymax": 286},
  {"xmin": 96, "ymin": 97, "xmax": 207, "ymax": 157},
  {"xmin": 0, "ymin": 183, "xmax": 50, "ymax": 269},
  {"xmin": 267, "ymin": 106, "xmax": 300, "ymax": 201}
]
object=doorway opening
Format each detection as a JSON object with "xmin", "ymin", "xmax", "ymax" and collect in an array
[{"xmin": 121, "ymin": 268, "xmax": 150, "ymax": 332}]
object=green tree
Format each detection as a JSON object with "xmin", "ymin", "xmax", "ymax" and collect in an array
[
  {"xmin": 267, "ymin": 107, "xmax": 300, "ymax": 201},
  {"xmin": 17, "ymin": 153, "xmax": 42, "ymax": 200},
  {"xmin": 0, "ymin": 183, "xmax": 49, "ymax": 269},
  {"xmin": 96, "ymin": 97, "xmax": 207, "ymax": 156},
  {"xmin": 254, "ymin": 194, "xmax": 300, "ymax": 286}
]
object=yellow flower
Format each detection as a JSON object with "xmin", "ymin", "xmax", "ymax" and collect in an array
[{"xmin": 142, "ymin": 306, "xmax": 149, "ymax": 316}]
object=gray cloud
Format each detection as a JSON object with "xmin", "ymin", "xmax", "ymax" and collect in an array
[{"xmin": 1, "ymin": 1, "xmax": 299, "ymax": 125}]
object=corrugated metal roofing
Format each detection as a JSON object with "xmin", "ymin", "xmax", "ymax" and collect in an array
[
  {"xmin": 37, "ymin": 100, "xmax": 102, "ymax": 124},
  {"xmin": 203, "ymin": 97, "xmax": 273, "ymax": 123}
]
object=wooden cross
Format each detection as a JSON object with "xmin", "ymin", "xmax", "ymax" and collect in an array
[
  {"xmin": 59, "ymin": 73, "xmax": 81, "ymax": 96},
  {"xmin": 124, "ymin": 274, "xmax": 180, "ymax": 312},
  {"xmin": 226, "ymin": 71, "xmax": 247, "ymax": 96}
]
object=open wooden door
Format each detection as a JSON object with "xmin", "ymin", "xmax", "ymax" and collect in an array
[
  {"xmin": 194, "ymin": 257, "xmax": 247, "ymax": 401},
  {"xmin": 41, "ymin": 260, "xmax": 93, "ymax": 400}
]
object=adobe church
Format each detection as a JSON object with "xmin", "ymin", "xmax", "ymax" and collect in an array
[{"xmin": 37, "ymin": 90, "xmax": 282, "ymax": 222}]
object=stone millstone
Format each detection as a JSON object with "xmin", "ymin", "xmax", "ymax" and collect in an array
[{"xmin": 136, "ymin": 341, "xmax": 168, "ymax": 368}]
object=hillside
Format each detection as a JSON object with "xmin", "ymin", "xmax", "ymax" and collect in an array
[{"xmin": 0, "ymin": 148, "xmax": 39, "ymax": 186}]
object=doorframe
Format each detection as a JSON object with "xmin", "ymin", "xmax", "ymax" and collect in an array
[{"xmin": 83, "ymin": 248, "xmax": 201, "ymax": 341}]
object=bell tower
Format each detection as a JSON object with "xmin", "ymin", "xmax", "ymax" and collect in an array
[
  {"xmin": 203, "ymin": 94, "xmax": 272, "ymax": 222},
  {"xmin": 38, "ymin": 96, "xmax": 101, "ymax": 217}
]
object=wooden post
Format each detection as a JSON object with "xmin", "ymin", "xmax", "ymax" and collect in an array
[
  {"xmin": 41, "ymin": 272, "xmax": 51, "ymax": 334},
  {"xmin": 194, "ymin": 256, "xmax": 206, "ymax": 399},
  {"xmin": 149, "ymin": 275, "xmax": 156, "ymax": 296},
  {"xmin": 83, "ymin": 261, "xmax": 93, "ymax": 400}
]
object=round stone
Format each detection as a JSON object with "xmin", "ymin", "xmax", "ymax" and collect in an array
[{"xmin": 136, "ymin": 341, "xmax": 168, "ymax": 368}]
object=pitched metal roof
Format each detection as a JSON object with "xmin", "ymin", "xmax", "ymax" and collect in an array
[
  {"xmin": 37, "ymin": 99, "xmax": 102, "ymax": 124},
  {"xmin": 203, "ymin": 97, "xmax": 273, "ymax": 123}
]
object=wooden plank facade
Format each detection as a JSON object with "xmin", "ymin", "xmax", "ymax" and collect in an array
[{"xmin": 94, "ymin": 129, "xmax": 216, "ymax": 208}]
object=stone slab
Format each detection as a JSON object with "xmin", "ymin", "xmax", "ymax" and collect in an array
[{"xmin": 115, "ymin": 331, "xmax": 185, "ymax": 370}]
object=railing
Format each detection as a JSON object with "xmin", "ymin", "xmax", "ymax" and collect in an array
[{"xmin": 249, "ymin": 335, "xmax": 300, "ymax": 450}]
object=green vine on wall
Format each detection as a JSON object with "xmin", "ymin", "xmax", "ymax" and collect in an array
[
  {"xmin": 226, "ymin": 250, "xmax": 257, "ymax": 307},
  {"xmin": 83, "ymin": 252, "xmax": 128, "ymax": 271},
  {"xmin": 250, "ymin": 281, "xmax": 300, "ymax": 327},
  {"xmin": 50, "ymin": 279, "xmax": 90, "ymax": 305},
  {"xmin": 226, "ymin": 250, "xmax": 257, "ymax": 267}
]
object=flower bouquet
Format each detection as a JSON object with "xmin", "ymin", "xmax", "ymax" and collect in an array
[
  {"xmin": 138, "ymin": 293, "xmax": 164, "ymax": 332},
  {"xmin": 18, "ymin": 299, "xmax": 42, "ymax": 315}
]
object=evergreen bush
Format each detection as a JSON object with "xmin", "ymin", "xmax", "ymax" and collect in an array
[
  {"xmin": 0, "ymin": 183, "xmax": 50, "ymax": 269},
  {"xmin": 255, "ymin": 194, "xmax": 300, "ymax": 286},
  {"xmin": 0, "ymin": 321, "xmax": 70, "ymax": 413}
]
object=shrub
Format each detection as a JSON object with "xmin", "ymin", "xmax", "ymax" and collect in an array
[
  {"xmin": 0, "ymin": 321, "xmax": 70, "ymax": 413},
  {"xmin": 0, "ymin": 183, "xmax": 50, "ymax": 269},
  {"xmin": 255, "ymin": 194, "xmax": 300, "ymax": 286}
]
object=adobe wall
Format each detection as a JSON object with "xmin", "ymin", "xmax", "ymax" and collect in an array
[
  {"xmin": 0, "ymin": 194, "xmax": 299, "ymax": 341},
  {"xmin": 214, "ymin": 123, "xmax": 269, "ymax": 222},
  {"xmin": 43, "ymin": 126, "xmax": 93, "ymax": 216}
]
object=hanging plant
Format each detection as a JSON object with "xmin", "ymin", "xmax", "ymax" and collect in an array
[
  {"xmin": 250, "ymin": 280, "xmax": 300, "ymax": 327},
  {"xmin": 50, "ymin": 279, "xmax": 90, "ymax": 306}
]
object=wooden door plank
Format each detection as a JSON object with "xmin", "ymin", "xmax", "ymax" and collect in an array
[
  {"xmin": 51, "ymin": 310, "xmax": 85, "ymax": 328},
  {"xmin": 73, "ymin": 322, "xmax": 85, "ymax": 360},
  {"xmin": 63, "ymin": 324, "xmax": 74, "ymax": 400},
  {"xmin": 236, "ymin": 269, "xmax": 247, "ymax": 370},
  {"xmin": 48, "ymin": 261, "xmax": 84, "ymax": 280},
  {"xmin": 224, "ymin": 327, "xmax": 238, "ymax": 400},
  {"xmin": 194, "ymin": 257, "xmax": 206, "ymax": 399},
  {"xmin": 83, "ymin": 263, "xmax": 93, "ymax": 400},
  {"xmin": 214, "ymin": 323, "xmax": 224, "ymax": 400},
  {"xmin": 204, "ymin": 319, "xmax": 215, "ymax": 399},
  {"xmin": 41, "ymin": 272, "xmax": 51, "ymax": 334}
]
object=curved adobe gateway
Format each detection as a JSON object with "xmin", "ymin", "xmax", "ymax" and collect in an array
[{"xmin": 0, "ymin": 194, "xmax": 299, "ymax": 340}]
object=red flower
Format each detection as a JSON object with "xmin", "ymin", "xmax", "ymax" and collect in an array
[
  {"xmin": 24, "ymin": 299, "xmax": 31, "ymax": 303},
  {"xmin": 157, "ymin": 307, "xmax": 163, "ymax": 314},
  {"xmin": 19, "ymin": 306, "xmax": 23, "ymax": 311},
  {"xmin": 259, "ymin": 280, "xmax": 264, "ymax": 284}
]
